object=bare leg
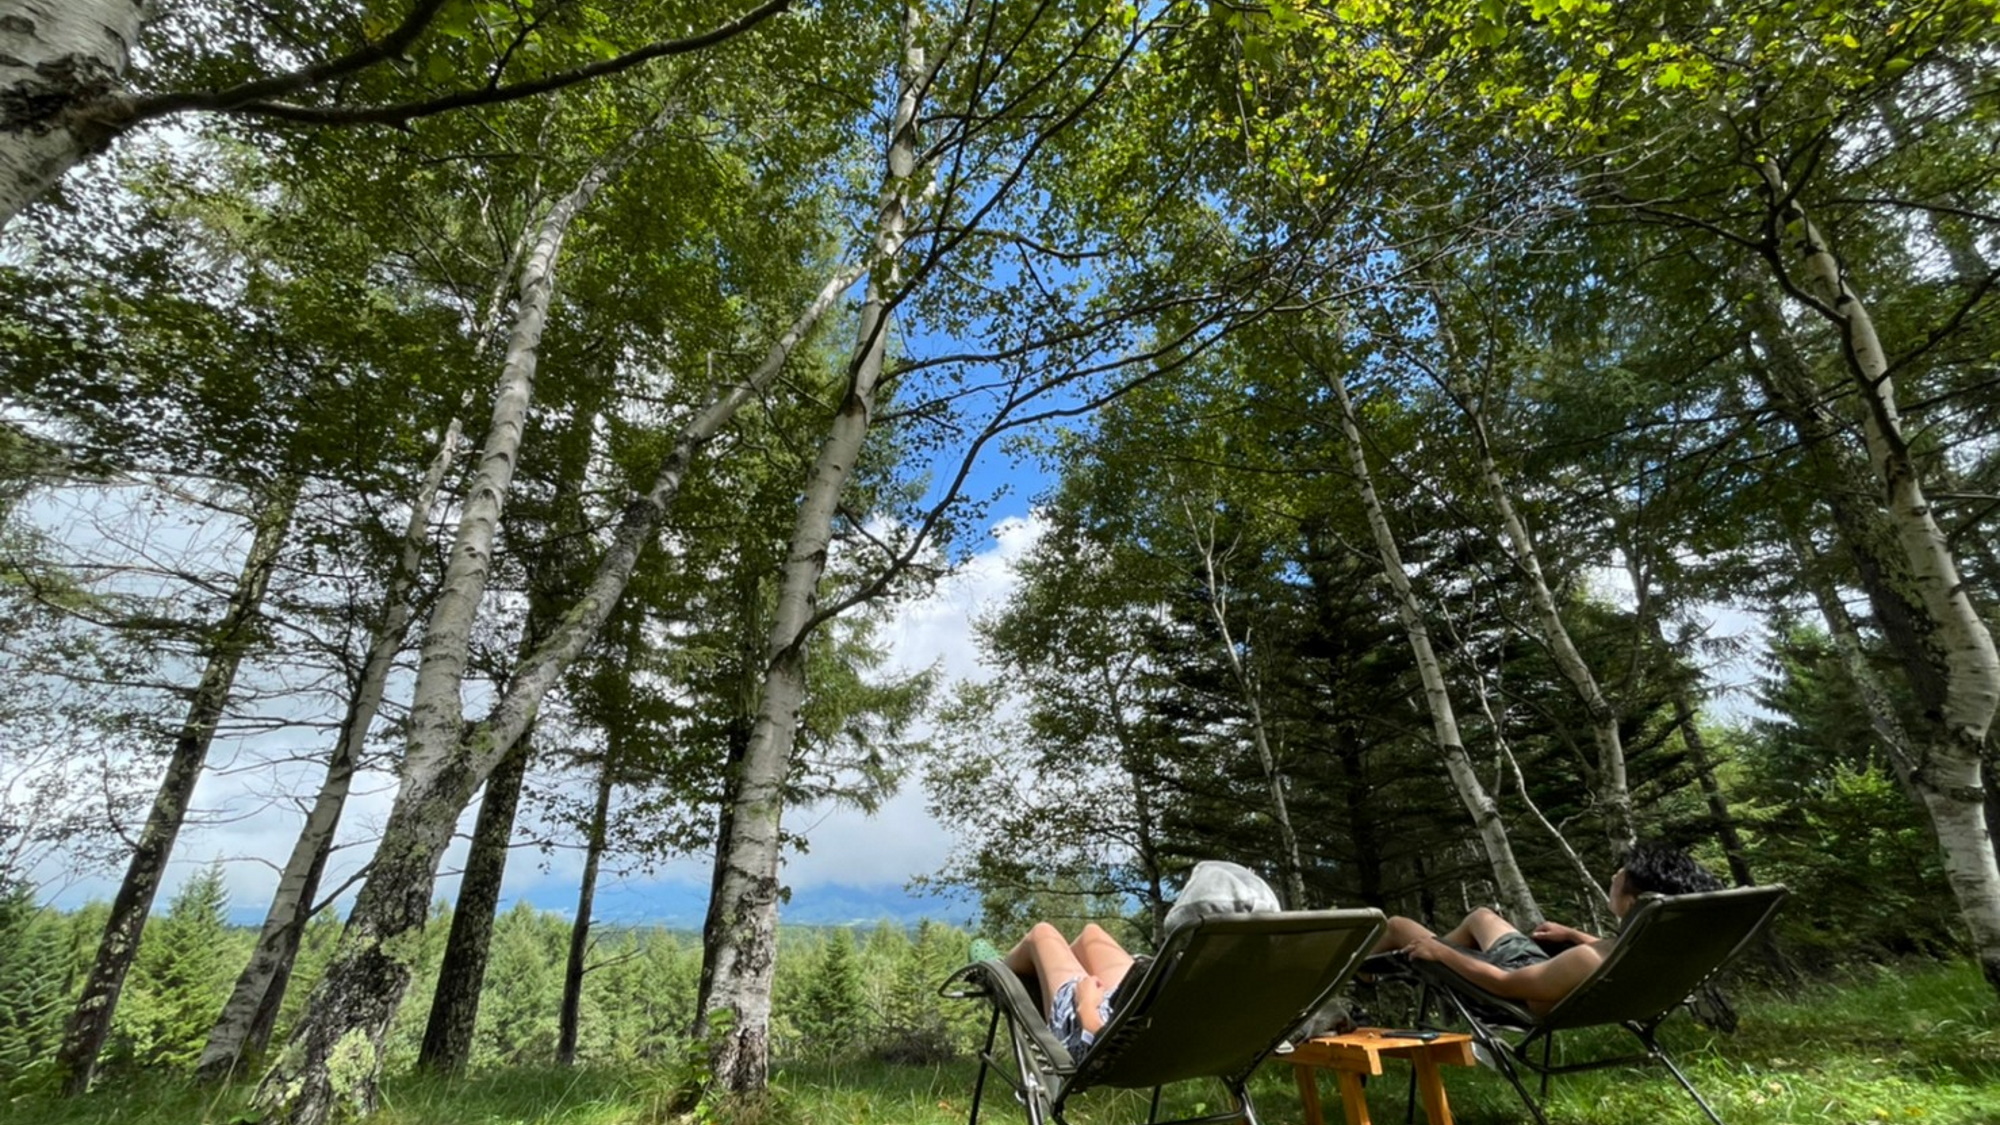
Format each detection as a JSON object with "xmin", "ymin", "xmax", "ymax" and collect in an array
[
  {"xmin": 1438, "ymin": 907, "xmax": 1522, "ymax": 952},
  {"xmin": 1068, "ymin": 924, "xmax": 1134, "ymax": 1036},
  {"xmin": 1071, "ymin": 924, "xmax": 1136, "ymax": 992},
  {"xmin": 1003, "ymin": 922, "xmax": 1088, "ymax": 1017},
  {"xmin": 1371, "ymin": 916, "xmax": 1439, "ymax": 955},
  {"xmin": 1372, "ymin": 908, "xmax": 1522, "ymax": 956}
]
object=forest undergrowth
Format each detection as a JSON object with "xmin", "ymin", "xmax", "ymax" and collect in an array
[{"xmin": 12, "ymin": 958, "xmax": 1993, "ymax": 1125}]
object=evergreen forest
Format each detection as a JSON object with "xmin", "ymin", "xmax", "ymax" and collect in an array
[{"xmin": 4, "ymin": 1, "xmax": 2000, "ymax": 1123}]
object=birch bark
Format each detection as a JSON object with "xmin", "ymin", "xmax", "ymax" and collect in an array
[
  {"xmin": 196, "ymin": 422, "xmax": 461, "ymax": 1083},
  {"xmin": 557, "ymin": 746, "xmax": 617, "ymax": 1065},
  {"xmin": 255, "ymin": 122, "xmax": 862, "ymax": 1124},
  {"xmin": 0, "ymin": 0, "xmax": 142, "ymax": 230},
  {"xmin": 56, "ymin": 475, "xmax": 299, "ymax": 1094},
  {"xmin": 1181, "ymin": 499, "xmax": 1307, "ymax": 907},
  {"xmin": 693, "ymin": 6, "xmax": 927, "ymax": 1093},
  {"xmin": 1459, "ymin": 392, "xmax": 1635, "ymax": 852},
  {"xmin": 1326, "ymin": 367, "xmax": 1541, "ymax": 926},
  {"xmin": 253, "ymin": 113, "xmax": 657, "ymax": 1124},
  {"xmin": 1755, "ymin": 159, "xmax": 2000, "ymax": 994}
]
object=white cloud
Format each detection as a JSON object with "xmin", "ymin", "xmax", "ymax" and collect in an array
[{"xmin": 34, "ymin": 512, "xmax": 1046, "ymax": 917}]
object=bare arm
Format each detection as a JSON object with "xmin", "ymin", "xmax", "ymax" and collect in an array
[
  {"xmin": 1405, "ymin": 937, "xmax": 1607, "ymax": 1012},
  {"xmin": 1531, "ymin": 920, "xmax": 1601, "ymax": 946}
]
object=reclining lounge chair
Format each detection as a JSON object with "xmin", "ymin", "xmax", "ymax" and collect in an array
[
  {"xmin": 939, "ymin": 908, "xmax": 1386, "ymax": 1125},
  {"xmin": 1398, "ymin": 884, "xmax": 1788, "ymax": 1125}
]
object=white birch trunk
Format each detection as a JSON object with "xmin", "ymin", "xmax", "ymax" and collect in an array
[
  {"xmin": 1327, "ymin": 367, "xmax": 1541, "ymax": 926},
  {"xmin": 256, "ymin": 124, "xmax": 860, "ymax": 1125},
  {"xmin": 1464, "ymin": 657, "xmax": 1609, "ymax": 926},
  {"xmin": 0, "ymin": 0, "xmax": 142, "ymax": 231},
  {"xmin": 56, "ymin": 476, "xmax": 298, "ymax": 1094},
  {"xmin": 254, "ymin": 115, "xmax": 661, "ymax": 1124},
  {"xmin": 196, "ymin": 422, "xmax": 461, "ymax": 1084},
  {"xmin": 1461, "ymin": 395, "xmax": 1635, "ymax": 852},
  {"xmin": 695, "ymin": 7, "xmax": 927, "ymax": 1093},
  {"xmin": 1759, "ymin": 159, "xmax": 2000, "ymax": 993},
  {"xmin": 1181, "ymin": 499, "xmax": 1308, "ymax": 907}
]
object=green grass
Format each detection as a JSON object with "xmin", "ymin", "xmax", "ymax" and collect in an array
[{"xmin": 12, "ymin": 959, "xmax": 1997, "ymax": 1125}]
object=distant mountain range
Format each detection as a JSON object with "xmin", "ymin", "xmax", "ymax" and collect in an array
[{"xmin": 227, "ymin": 881, "xmax": 977, "ymax": 930}]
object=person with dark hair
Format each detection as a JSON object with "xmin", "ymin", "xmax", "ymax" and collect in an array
[{"xmin": 1369, "ymin": 841, "xmax": 1723, "ymax": 1014}]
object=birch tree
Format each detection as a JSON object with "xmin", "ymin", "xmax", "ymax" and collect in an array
[
  {"xmin": 691, "ymin": 3, "xmax": 929, "ymax": 1091},
  {"xmin": 194, "ymin": 421, "xmax": 462, "ymax": 1084},
  {"xmin": 1749, "ymin": 163, "xmax": 2000, "ymax": 991},
  {"xmin": 252, "ymin": 97, "xmax": 867, "ymax": 1121},
  {"xmin": 0, "ymin": 0, "xmax": 791, "ymax": 232},
  {"xmin": 1323, "ymin": 358, "xmax": 1542, "ymax": 927},
  {"xmin": 1179, "ymin": 496, "xmax": 1308, "ymax": 906},
  {"xmin": 55, "ymin": 474, "xmax": 299, "ymax": 1094}
]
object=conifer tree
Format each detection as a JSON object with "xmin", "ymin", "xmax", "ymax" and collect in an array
[
  {"xmin": 0, "ymin": 884, "xmax": 67, "ymax": 1091},
  {"xmin": 111, "ymin": 864, "xmax": 232, "ymax": 1070},
  {"xmin": 794, "ymin": 929, "xmax": 866, "ymax": 1058}
]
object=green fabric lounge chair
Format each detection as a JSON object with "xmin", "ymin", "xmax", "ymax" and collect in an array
[
  {"xmin": 938, "ymin": 908, "xmax": 1387, "ymax": 1125},
  {"xmin": 1399, "ymin": 884, "xmax": 1789, "ymax": 1125}
]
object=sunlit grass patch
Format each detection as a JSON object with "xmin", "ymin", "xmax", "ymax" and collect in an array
[{"xmin": 10, "ymin": 959, "xmax": 1998, "ymax": 1125}]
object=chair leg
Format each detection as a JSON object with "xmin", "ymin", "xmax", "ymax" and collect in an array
[
  {"xmin": 1539, "ymin": 1035, "xmax": 1551, "ymax": 1100},
  {"xmin": 968, "ymin": 1007, "xmax": 999, "ymax": 1125},
  {"xmin": 1481, "ymin": 1032, "xmax": 1550, "ymax": 1125},
  {"xmin": 1147, "ymin": 1086, "xmax": 1163, "ymax": 1124},
  {"xmin": 1643, "ymin": 1028, "xmax": 1729, "ymax": 1125},
  {"xmin": 1237, "ymin": 1081, "xmax": 1262, "ymax": 1125}
]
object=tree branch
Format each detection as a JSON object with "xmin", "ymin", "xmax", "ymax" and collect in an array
[{"xmin": 133, "ymin": 0, "xmax": 791, "ymax": 129}]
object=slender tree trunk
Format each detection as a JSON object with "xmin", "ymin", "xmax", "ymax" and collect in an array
[
  {"xmin": 1790, "ymin": 530, "xmax": 1921, "ymax": 786},
  {"xmin": 197, "ymin": 422, "xmax": 461, "ymax": 1084},
  {"xmin": 253, "ymin": 118, "xmax": 648, "ymax": 1123},
  {"xmin": 416, "ymin": 733, "xmax": 531, "ymax": 1073},
  {"xmin": 1673, "ymin": 692, "xmax": 1754, "ymax": 885},
  {"xmin": 56, "ymin": 476, "xmax": 297, "ymax": 1095},
  {"xmin": 256, "ymin": 120, "xmax": 860, "ymax": 1122},
  {"xmin": 1756, "ymin": 161, "xmax": 2000, "ymax": 995},
  {"xmin": 557, "ymin": 747, "xmax": 616, "ymax": 1066},
  {"xmin": 1325, "ymin": 365, "xmax": 1541, "ymax": 927},
  {"xmin": 0, "ymin": 0, "xmax": 142, "ymax": 232},
  {"xmin": 694, "ymin": 10, "xmax": 926, "ymax": 1093},
  {"xmin": 1460, "ymin": 391, "xmax": 1635, "ymax": 852},
  {"xmin": 1100, "ymin": 663, "xmax": 1168, "ymax": 938},
  {"xmin": 1465, "ymin": 659, "xmax": 1609, "ymax": 925},
  {"xmin": 1181, "ymin": 499, "xmax": 1307, "ymax": 907}
]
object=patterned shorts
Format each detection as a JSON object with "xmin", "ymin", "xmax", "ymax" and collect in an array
[{"xmin": 1048, "ymin": 976, "xmax": 1114, "ymax": 1057}]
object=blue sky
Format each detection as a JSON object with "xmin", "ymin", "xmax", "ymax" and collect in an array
[{"xmin": 35, "ymin": 489, "xmax": 1050, "ymax": 932}]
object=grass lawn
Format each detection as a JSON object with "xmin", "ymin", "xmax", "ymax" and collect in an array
[{"xmin": 12, "ymin": 959, "xmax": 1995, "ymax": 1125}]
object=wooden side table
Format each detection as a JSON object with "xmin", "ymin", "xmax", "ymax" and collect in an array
[{"xmin": 1284, "ymin": 1028, "xmax": 1477, "ymax": 1125}]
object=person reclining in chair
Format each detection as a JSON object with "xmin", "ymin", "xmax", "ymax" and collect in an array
[
  {"xmin": 1371, "ymin": 842, "xmax": 1723, "ymax": 1014},
  {"xmin": 996, "ymin": 860, "xmax": 1281, "ymax": 1056}
]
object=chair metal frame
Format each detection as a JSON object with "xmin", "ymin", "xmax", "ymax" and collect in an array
[
  {"xmin": 1400, "ymin": 885, "xmax": 1789, "ymax": 1125},
  {"xmin": 939, "ymin": 909, "xmax": 1387, "ymax": 1125}
]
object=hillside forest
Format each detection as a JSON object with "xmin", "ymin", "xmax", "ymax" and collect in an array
[{"xmin": 3, "ymin": 2, "xmax": 2000, "ymax": 1123}]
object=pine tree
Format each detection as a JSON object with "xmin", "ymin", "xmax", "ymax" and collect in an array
[
  {"xmin": 111, "ymin": 864, "xmax": 232, "ymax": 1070},
  {"xmin": 0, "ymin": 884, "xmax": 68, "ymax": 1091},
  {"xmin": 793, "ymin": 929, "xmax": 866, "ymax": 1058},
  {"xmin": 473, "ymin": 902, "xmax": 561, "ymax": 1066},
  {"xmin": 876, "ymin": 921, "xmax": 962, "ymax": 1064}
]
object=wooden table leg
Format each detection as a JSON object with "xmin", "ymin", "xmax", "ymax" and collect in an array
[
  {"xmin": 1294, "ymin": 1063, "xmax": 1325, "ymax": 1125},
  {"xmin": 1334, "ymin": 1070, "xmax": 1372, "ymax": 1125},
  {"xmin": 1410, "ymin": 1053, "xmax": 1452, "ymax": 1125}
]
